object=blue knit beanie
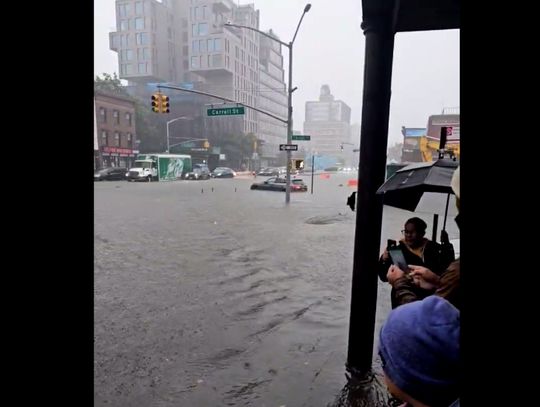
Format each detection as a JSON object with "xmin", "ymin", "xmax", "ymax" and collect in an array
[{"xmin": 379, "ymin": 296, "xmax": 460, "ymax": 406}]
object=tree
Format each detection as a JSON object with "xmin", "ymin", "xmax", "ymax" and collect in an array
[{"xmin": 94, "ymin": 73, "xmax": 128, "ymax": 95}]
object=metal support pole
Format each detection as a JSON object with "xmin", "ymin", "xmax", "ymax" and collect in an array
[
  {"xmin": 166, "ymin": 122, "xmax": 170, "ymax": 153},
  {"xmin": 286, "ymin": 43, "xmax": 293, "ymax": 204},
  {"xmin": 311, "ymin": 155, "xmax": 315, "ymax": 194},
  {"xmin": 347, "ymin": 19, "xmax": 395, "ymax": 375},
  {"xmin": 432, "ymin": 214, "xmax": 439, "ymax": 242}
]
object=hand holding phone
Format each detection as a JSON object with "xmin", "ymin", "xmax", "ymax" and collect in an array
[{"xmin": 388, "ymin": 247, "xmax": 409, "ymax": 272}]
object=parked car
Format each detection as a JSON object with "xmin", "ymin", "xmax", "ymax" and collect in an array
[
  {"xmin": 211, "ymin": 167, "xmax": 236, "ymax": 178},
  {"xmin": 250, "ymin": 177, "xmax": 308, "ymax": 192},
  {"xmin": 256, "ymin": 167, "xmax": 286, "ymax": 177},
  {"xmin": 94, "ymin": 167, "xmax": 127, "ymax": 181},
  {"xmin": 256, "ymin": 167, "xmax": 276, "ymax": 176},
  {"xmin": 184, "ymin": 163, "xmax": 211, "ymax": 180}
]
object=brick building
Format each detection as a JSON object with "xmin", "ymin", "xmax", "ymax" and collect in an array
[{"xmin": 94, "ymin": 91, "xmax": 138, "ymax": 168}]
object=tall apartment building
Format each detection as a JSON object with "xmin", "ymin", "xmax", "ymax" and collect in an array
[
  {"xmin": 109, "ymin": 0, "xmax": 285, "ymax": 142},
  {"xmin": 303, "ymin": 85, "xmax": 351, "ymax": 164},
  {"xmin": 257, "ymin": 29, "xmax": 287, "ymax": 166}
]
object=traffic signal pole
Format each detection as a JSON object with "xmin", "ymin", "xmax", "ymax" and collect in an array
[{"xmin": 156, "ymin": 85, "xmax": 288, "ymax": 125}]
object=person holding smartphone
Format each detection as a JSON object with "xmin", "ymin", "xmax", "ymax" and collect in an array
[
  {"xmin": 378, "ymin": 217, "xmax": 455, "ymax": 309},
  {"xmin": 386, "ymin": 167, "xmax": 461, "ymax": 310}
]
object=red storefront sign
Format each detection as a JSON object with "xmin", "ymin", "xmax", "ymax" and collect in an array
[{"xmin": 101, "ymin": 146, "xmax": 135, "ymax": 156}]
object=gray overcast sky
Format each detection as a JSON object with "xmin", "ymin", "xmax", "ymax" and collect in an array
[{"xmin": 94, "ymin": 0, "xmax": 459, "ymax": 146}]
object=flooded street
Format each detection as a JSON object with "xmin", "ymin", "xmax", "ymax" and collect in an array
[{"xmin": 94, "ymin": 174, "xmax": 459, "ymax": 406}]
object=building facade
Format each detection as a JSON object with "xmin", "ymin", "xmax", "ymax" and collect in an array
[
  {"xmin": 303, "ymin": 85, "xmax": 352, "ymax": 166},
  {"xmin": 257, "ymin": 29, "xmax": 287, "ymax": 166},
  {"xmin": 109, "ymin": 0, "xmax": 288, "ymax": 164},
  {"xmin": 94, "ymin": 91, "xmax": 138, "ymax": 168}
]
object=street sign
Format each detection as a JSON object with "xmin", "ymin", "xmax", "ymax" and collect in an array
[
  {"xmin": 207, "ymin": 106, "xmax": 245, "ymax": 116},
  {"xmin": 279, "ymin": 144, "xmax": 298, "ymax": 151},
  {"xmin": 292, "ymin": 135, "xmax": 311, "ymax": 141}
]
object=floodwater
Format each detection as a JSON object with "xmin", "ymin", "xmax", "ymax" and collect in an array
[{"xmin": 94, "ymin": 173, "xmax": 459, "ymax": 406}]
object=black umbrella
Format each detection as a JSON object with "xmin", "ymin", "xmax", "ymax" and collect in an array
[{"xmin": 376, "ymin": 158, "xmax": 458, "ymax": 232}]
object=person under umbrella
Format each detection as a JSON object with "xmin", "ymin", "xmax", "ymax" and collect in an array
[
  {"xmin": 385, "ymin": 167, "xmax": 461, "ymax": 310},
  {"xmin": 378, "ymin": 217, "xmax": 455, "ymax": 309}
]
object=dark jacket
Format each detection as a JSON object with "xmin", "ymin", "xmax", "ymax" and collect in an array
[
  {"xmin": 391, "ymin": 259, "xmax": 461, "ymax": 310},
  {"xmin": 378, "ymin": 240, "xmax": 454, "ymax": 309}
]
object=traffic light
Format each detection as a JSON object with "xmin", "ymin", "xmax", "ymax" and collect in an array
[
  {"xmin": 160, "ymin": 94, "xmax": 170, "ymax": 113},
  {"xmin": 151, "ymin": 93, "xmax": 161, "ymax": 113}
]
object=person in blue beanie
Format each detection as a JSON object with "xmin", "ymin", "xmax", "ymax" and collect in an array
[{"xmin": 378, "ymin": 296, "xmax": 460, "ymax": 407}]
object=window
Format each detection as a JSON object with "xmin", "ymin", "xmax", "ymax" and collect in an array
[
  {"xmin": 99, "ymin": 108, "xmax": 107, "ymax": 123},
  {"xmin": 114, "ymin": 132, "xmax": 120, "ymax": 146},
  {"xmin": 182, "ymin": 45, "xmax": 189, "ymax": 56},
  {"xmin": 122, "ymin": 49, "xmax": 133, "ymax": 61},
  {"xmin": 192, "ymin": 24, "xmax": 197, "ymax": 36},
  {"xmin": 191, "ymin": 56, "xmax": 199, "ymax": 68},
  {"xmin": 120, "ymin": 35, "xmax": 126, "ymax": 47},
  {"xmin": 118, "ymin": 3, "xmax": 130, "ymax": 18},
  {"xmin": 125, "ymin": 113, "xmax": 132, "ymax": 126},
  {"xmin": 198, "ymin": 23, "xmax": 208, "ymax": 36},
  {"xmin": 192, "ymin": 40, "xmax": 199, "ymax": 53},
  {"xmin": 120, "ymin": 20, "xmax": 128, "ymax": 31},
  {"xmin": 127, "ymin": 133, "xmax": 132, "ymax": 141},
  {"xmin": 138, "ymin": 63, "xmax": 147, "ymax": 73},
  {"xmin": 236, "ymin": 46, "xmax": 239, "ymax": 58},
  {"xmin": 135, "ymin": 1, "xmax": 143, "ymax": 15},
  {"xmin": 168, "ymin": 27, "xmax": 172, "ymax": 39},
  {"xmin": 195, "ymin": 7, "xmax": 202, "ymax": 20},
  {"xmin": 214, "ymin": 38, "xmax": 222, "ymax": 51},
  {"xmin": 135, "ymin": 18, "xmax": 144, "ymax": 30},
  {"xmin": 125, "ymin": 64, "xmax": 133, "ymax": 74},
  {"xmin": 135, "ymin": 32, "xmax": 149, "ymax": 45},
  {"xmin": 137, "ymin": 48, "xmax": 149, "ymax": 60},
  {"xmin": 207, "ymin": 39, "xmax": 214, "ymax": 52},
  {"xmin": 203, "ymin": 6, "xmax": 208, "ymax": 19},
  {"xmin": 183, "ymin": 32, "xmax": 188, "ymax": 42},
  {"xmin": 199, "ymin": 39, "xmax": 206, "ymax": 52},
  {"xmin": 101, "ymin": 131, "xmax": 107, "ymax": 145},
  {"xmin": 113, "ymin": 110, "xmax": 120, "ymax": 124},
  {"xmin": 212, "ymin": 54, "xmax": 222, "ymax": 67}
]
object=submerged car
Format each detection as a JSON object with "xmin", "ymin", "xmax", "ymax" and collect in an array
[
  {"xmin": 211, "ymin": 167, "xmax": 236, "ymax": 178},
  {"xmin": 94, "ymin": 167, "xmax": 127, "ymax": 181},
  {"xmin": 185, "ymin": 164, "xmax": 211, "ymax": 180},
  {"xmin": 250, "ymin": 177, "xmax": 307, "ymax": 192}
]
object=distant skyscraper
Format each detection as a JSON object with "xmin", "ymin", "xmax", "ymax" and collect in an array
[{"xmin": 303, "ymin": 85, "xmax": 351, "ymax": 162}]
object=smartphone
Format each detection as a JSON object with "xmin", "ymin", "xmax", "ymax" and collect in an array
[
  {"xmin": 388, "ymin": 247, "xmax": 409, "ymax": 272},
  {"xmin": 387, "ymin": 239, "xmax": 397, "ymax": 249}
]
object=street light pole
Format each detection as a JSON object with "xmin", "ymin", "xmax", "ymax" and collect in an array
[
  {"xmin": 166, "ymin": 117, "xmax": 189, "ymax": 153},
  {"xmin": 168, "ymin": 137, "xmax": 209, "ymax": 150},
  {"xmin": 286, "ymin": 42, "xmax": 293, "ymax": 203},
  {"xmin": 224, "ymin": 3, "xmax": 311, "ymax": 204}
]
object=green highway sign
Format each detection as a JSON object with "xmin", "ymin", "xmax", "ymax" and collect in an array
[
  {"xmin": 291, "ymin": 135, "xmax": 311, "ymax": 141},
  {"xmin": 207, "ymin": 106, "xmax": 245, "ymax": 116}
]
